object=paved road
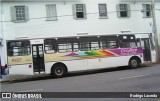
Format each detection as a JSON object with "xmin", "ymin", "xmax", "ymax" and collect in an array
[{"xmin": 1, "ymin": 64, "xmax": 160, "ymax": 101}]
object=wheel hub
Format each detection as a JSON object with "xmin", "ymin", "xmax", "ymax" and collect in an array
[
  {"xmin": 131, "ymin": 60, "xmax": 137, "ymax": 67},
  {"xmin": 55, "ymin": 67, "xmax": 63, "ymax": 76}
]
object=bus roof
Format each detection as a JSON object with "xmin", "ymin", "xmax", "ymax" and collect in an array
[{"xmin": 6, "ymin": 33, "xmax": 150, "ymax": 41}]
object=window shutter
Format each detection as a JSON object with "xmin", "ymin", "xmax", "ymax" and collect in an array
[
  {"xmin": 127, "ymin": 4, "xmax": 131, "ymax": 17},
  {"xmin": 10, "ymin": 6, "xmax": 15, "ymax": 22},
  {"xmin": 142, "ymin": 4, "xmax": 146, "ymax": 17},
  {"xmin": 53, "ymin": 5, "xmax": 57, "ymax": 20},
  {"xmin": 106, "ymin": 4, "xmax": 108, "ymax": 17},
  {"xmin": 83, "ymin": 4, "xmax": 87, "ymax": 19},
  {"xmin": 116, "ymin": 4, "xmax": 120, "ymax": 18},
  {"xmin": 46, "ymin": 5, "xmax": 49, "ymax": 20},
  {"xmin": 46, "ymin": 5, "xmax": 57, "ymax": 21},
  {"xmin": 149, "ymin": 5, "xmax": 152, "ymax": 17},
  {"xmin": 72, "ymin": 4, "xmax": 76, "ymax": 19},
  {"xmin": 25, "ymin": 6, "xmax": 29, "ymax": 21}
]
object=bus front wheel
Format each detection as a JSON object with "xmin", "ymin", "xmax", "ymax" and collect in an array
[
  {"xmin": 51, "ymin": 64, "xmax": 67, "ymax": 78},
  {"xmin": 129, "ymin": 58, "xmax": 140, "ymax": 69}
]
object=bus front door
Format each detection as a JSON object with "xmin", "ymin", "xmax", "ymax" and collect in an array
[
  {"xmin": 32, "ymin": 44, "xmax": 45, "ymax": 74},
  {"xmin": 141, "ymin": 38, "xmax": 151, "ymax": 61}
]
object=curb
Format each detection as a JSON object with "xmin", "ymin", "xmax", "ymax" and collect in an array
[
  {"xmin": 0, "ymin": 75, "xmax": 51, "ymax": 83},
  {"xmin": 0, "ymin": 75, "xmax": 29, "ymax": 83},
  {"xmin": 140, "ymin": 61, "xmax": 157, "ymax": 67}
]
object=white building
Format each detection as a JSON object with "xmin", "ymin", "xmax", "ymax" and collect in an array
[{"xmin": 0, "ymin": 0, "xmax": 160, "ymax": 67}]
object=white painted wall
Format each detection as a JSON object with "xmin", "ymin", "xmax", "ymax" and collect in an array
[
  {"xmin": 2, "ymin": 0, "xmax": 159, "ymax": 39},
  {"xmin": 1, "ymin": 0, "xmax": 160, "ymax": 64}
]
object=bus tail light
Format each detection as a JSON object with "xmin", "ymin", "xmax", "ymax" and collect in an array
[
  {"xmin": 1, "ymin": 64, "xmax": 8, "ymax": 75},
  {"xmin": 29, "ymin": 64, "xmax": 32, "ymax": 68},
  {"xmin": 140, "ymin": 55, "xmax": 143, "ymax": 58}
]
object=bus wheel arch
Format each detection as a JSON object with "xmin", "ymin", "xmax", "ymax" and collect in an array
[
  {"xmin": 129, "ymin": 56, "xmax": 141, "ymax": 69},
  {"xmin": 51, "ymin": 62, "xmax": 68, "ymax": 78}
]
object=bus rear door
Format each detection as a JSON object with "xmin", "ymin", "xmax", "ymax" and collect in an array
[
  {"xmin": 136, "ymin": 34, "xmax": 156, "ymax": 62},
  {"xmin": 31, "ymin": 39, "xmax": 45, "ymax": 74},
  {"xmin": 141, "ymin": 38, "xmax": 151, "ymax": 61},
  {"xmin": 32, "ymin": 44, "xmax": 45, "ymax": 74}
]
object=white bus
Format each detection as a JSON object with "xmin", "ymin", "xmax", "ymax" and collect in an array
[{"xmin": 5, "ymin": 33, "xmax": 156, "ymax": 78}]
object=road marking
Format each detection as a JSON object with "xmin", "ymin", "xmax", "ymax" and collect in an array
[
  {"xmin": 118, "ymin": 74, "xmax": 151, "ymax": 80},
  {"xmin": 19, "ymin": 89, "xmax": 43, "ymax": 92}
]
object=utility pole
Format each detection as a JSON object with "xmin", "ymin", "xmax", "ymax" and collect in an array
[{"xmin": 151, "ymin": 0, "xmax": 160, "ymax": 62}]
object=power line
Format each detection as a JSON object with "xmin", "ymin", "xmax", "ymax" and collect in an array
[
  {"xmin": 2, "ymin": 9, "xmax": 157, "ymax": 31},
  {"xmin": 0, "ymin": 9, "xmax": 143, "ymax": 23},
  {"xmin": 2, "ymin": 13, "xmax": 104, "ymax": 31},
  {"xmin": 1, "ymin": 9, "xmax": 147, "ymax": 31}
]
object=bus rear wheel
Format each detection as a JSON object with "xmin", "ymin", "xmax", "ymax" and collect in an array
[
  {"xmin": 51, "ymin": 64, "xmax": 67, "ymax": 78},
  {"xmin": 129, "ymin": 58, "xmax": 140, "ymax": 69}
]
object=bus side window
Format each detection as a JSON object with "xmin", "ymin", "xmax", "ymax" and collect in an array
[
  {"xmin": 90, "ymin": 37, "xmax": 99, "ymax": 50},
  {"xmin": 7, "ymin": 41, "xmax": 30, "ymax": 56},
  {"xmin": 57, "ymin": 38, "xmax": 79, "ymax": 53},
  {"xmin": 79, "ymin": 37, "xmax": 90, "ymax": 51},
  {"xmin": 44, "ymin": 39, "xmax": 57, "ymax": 53},
  {"xmin": 136, "ymin": 38, "xmax": 141, "ymax": 48},
  {"xmin": 69, "ymin": 38, "xmax": 79, "ymax": 52},
  {"xmin": 73, "ymin": 43, "xmax": 79, "ymax": 52},
  {"xmin": 100, "ymin": 36, "xmax": 119, "ymax": 49},
  {"xmin": 119, "ymin": 35, "xmax": 136, "ymax": 48}
]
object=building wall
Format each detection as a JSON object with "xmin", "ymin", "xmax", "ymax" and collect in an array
[
  {"xmin": 1, "ymin": 0, "xmax": 160, "ymax": 66},
  {"xmin": 2, "ymin": 0, "xmax": 159, "ymax": 40}
]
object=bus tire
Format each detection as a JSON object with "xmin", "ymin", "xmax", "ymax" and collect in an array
[
  {"xmin": 51, "ymin": 64, "xmax": 67, "ymax": 78},
  {"xmin": 129, "ymin": 58, "xmax": 140, "ymax": 69}
]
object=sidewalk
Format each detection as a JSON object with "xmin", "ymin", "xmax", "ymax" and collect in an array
[
  {"xmin": 0, "ymin": 75, "xmax": 33, "ymax": 82},
  {"xmin": 0, "ymin": 74, "xmax": 50, "ymax": 83}
]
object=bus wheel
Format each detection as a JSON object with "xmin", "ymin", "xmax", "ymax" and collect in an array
[
  {"xmin": 51, "ymin": 64, "xmax": 67, "ymax": 78},
  {"xmin": 129, "ymin": 58, "xmax": 140, "ymax": 69}
]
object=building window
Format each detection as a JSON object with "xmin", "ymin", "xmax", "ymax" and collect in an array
[
  {"xmin": 46, "ymin": 4, "xmax": 57, "ymax": 21},
  {"xmin": 10, "ymin": 6, "xmax": 29, "ymax": 22},
  {"xmin": 15, "ymin": 6, "xmax": 26, "ymax": 21},
  {"xmin": 142, "ymin": 4, "xmax": 151, "ymax": 18},
  {"xmin": 73, "ymin": 4, "xmax": 87, "ymax": 19},
  {"xmin": 117, "ymin": 4, "xmax": 130, "ymax": 18},
  {"xmin": 98, "ymin": 4, "xmax": 108, "ymax": 18}
]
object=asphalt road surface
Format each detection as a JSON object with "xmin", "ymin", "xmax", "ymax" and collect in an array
[{"xmin": 1, "ymin": 64, "xmax": 160, "ymax": 101}]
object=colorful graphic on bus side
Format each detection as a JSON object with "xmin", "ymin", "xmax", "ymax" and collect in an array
[{"xmin": 65, "ymin": 48, "xmax": 143, "ymax": 58}]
